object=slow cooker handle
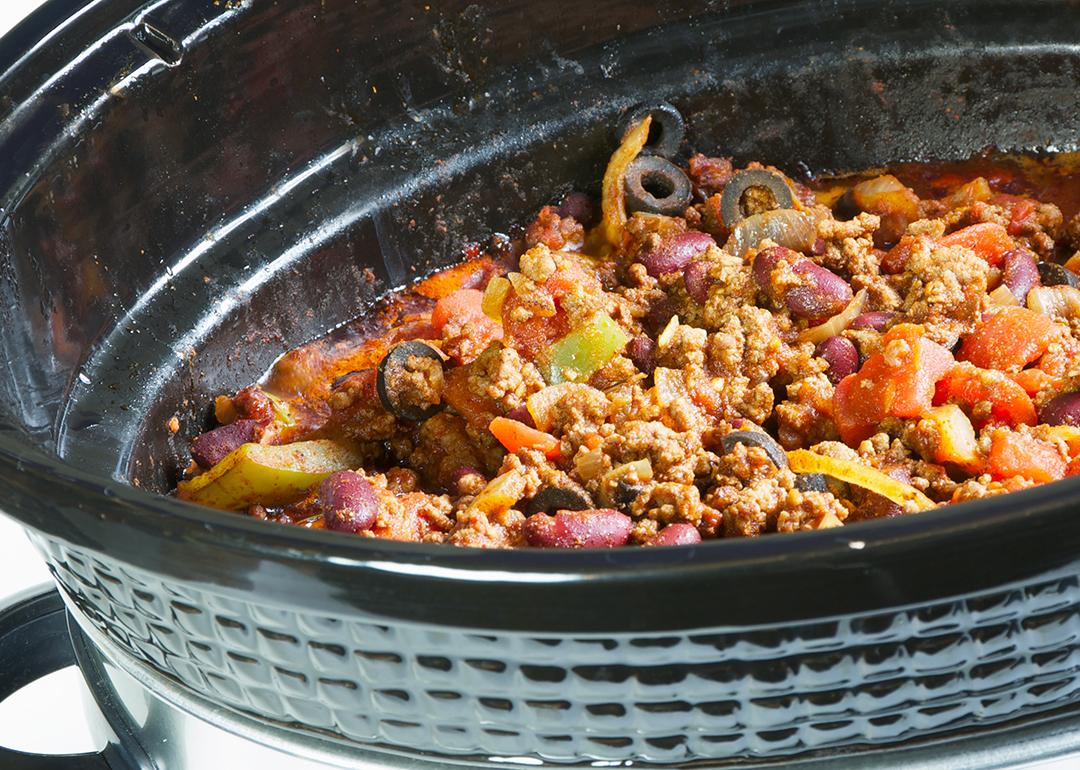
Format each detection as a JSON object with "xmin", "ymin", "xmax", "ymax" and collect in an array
[{"xmin": 0, "ymin": 588, "xmax": 128, "ymax": 769}]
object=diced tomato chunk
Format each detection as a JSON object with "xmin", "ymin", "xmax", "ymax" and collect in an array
[
  {"xmin": 1009, "ymin": 368, "xmax": 1060, "ymax": 397},
  {"xmin": 988, "ymin": 430, "xmax": 1065, "ymax": 483},
  {"xmin": 832, "ymin": 324, "xmax": 954, "ymax": 445},
  {"xmin": 939, "ymin": 222, "xmax": 1014, "ymax": 266},
  {"xmin": 1006, "ymin": 197, "xmax": 1039, "ymax": 236},
  {"xmin": 431, "ymin": 288, "xmax": 485, "ymax": 334},
  {"xmin": 934, "ymin": 364, "xmax": 1037, "ymax": 429},
  {"xmin": 958, "ymin": 307, "xmax": 1057, "ymax": 371}
]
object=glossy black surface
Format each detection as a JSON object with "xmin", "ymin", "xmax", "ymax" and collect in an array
[
  {"xmin": 2, "ymin": 3, "xmax": 1080, "ymax": 759},
  {"xmin": 2, "ymin": 0, "xmax": 1080, "ymax": 632},
  {"xmin": 6, "ymin": 0, "xmax": 1080, "ymax": 761}
]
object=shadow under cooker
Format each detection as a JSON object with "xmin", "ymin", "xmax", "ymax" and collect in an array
[{"xmin": 2, "ymin": 0, "xmax": 1080, "ymax": 766}]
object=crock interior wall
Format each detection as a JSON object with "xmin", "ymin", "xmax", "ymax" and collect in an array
[{"xmin": 2, "ymin": 0, "xmax": 1080, "ymax": 496}]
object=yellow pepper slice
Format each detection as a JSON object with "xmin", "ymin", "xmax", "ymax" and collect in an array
[
  {"xmin": 601, "ymin": 114, "xmax": 652, "ymax": 247},
  {"xmin": 788, "ymin": 449, "xmax": 936, "ymax": 512}
]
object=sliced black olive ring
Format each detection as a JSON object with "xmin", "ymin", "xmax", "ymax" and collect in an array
[
  {"xmin": 720, "ymin": 169, "xmax": 796, "ymax": 228},
  {"xmin": 376, "ymin": 341, "xmax": 446, "ymax": 422},
  {"xmin": 624, "ymin": 156, "xmax": 693, "ymax": 216},
  {"xmin": 720, "ymin": 430, "xmax": 826, "ymax": 492},
  {"xmin": 617, "ymin": 101, "xmax": 686, "ymax": 159},
  {"xmin": 522, "ymin": 485, "xmax": 594, "ymax": 516},
  {"xmin": 1037, "ymin": 261, "xmax": 1080, "ymax": 288}
]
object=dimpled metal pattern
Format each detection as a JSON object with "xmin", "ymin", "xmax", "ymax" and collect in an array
[{"xmin": 37, "ymin": 535, "xmax": 1080, "ymax": 764}]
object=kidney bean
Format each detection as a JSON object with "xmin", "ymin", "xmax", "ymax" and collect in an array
[
  {"xmin": 850, "ymin": 310, "xmax": 897, "ymax": 331},
  {"xmin": 644, "ymin": 296, "xmax": 675, "ymax": 335},
  {"xmin": 626, "ymin": 335, "xmax": 656, "ymax": 375},
  {"xmin": 785, "ymin": 261, "xmax": 853, "ymax": 320},
  {"xmin": 647, "ymin": 523, "xmax": 702, "ymax": 546},
  {"xmin": 751, "ymin": 245, "xmax": 797, "ymax": 289},
  {"xmin": 1039, "ymin": 392, "xmax": 1080, "ymax": 427},
  {"xmin": 505, "ymin": 404, "xmax": 536, "ymax": 428},
  {"xmin": 683, "ymin": 260, "xmax": 711, "ymax": 304},
  {"xmin": 190, "ymin": 419, "xmax": 260, "ymax": 469},
  {"xmin": 557, "ymin": 191, "xmax": 598, "ymax": 227},
  {"xmin": 639, "ymin": 230, "xmax": 715, "ymax": 277},
  {"xmin": 1003, "ymin": 248, "xmax": 1040, "ymax": 301},
  {"xmin": 817, "ymin": 336, "xmax": 859, "ymax": 384},
  {"xmin": 319, "ymin": 471, "xmax": 379, "ymax": 533},
  {"xmin": 524, "ymin": 509, "xmax": 632, "ymax": 548}
]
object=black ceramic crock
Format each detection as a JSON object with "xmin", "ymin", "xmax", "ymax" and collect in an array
[{"xmin": 3, "ymin": 0, "xmax": 1080, "ymax": 765}]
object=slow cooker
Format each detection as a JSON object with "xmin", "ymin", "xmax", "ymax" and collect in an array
[{"xmin": 3, "ymin": 0, "xmax": 1080, "ymax": 767}]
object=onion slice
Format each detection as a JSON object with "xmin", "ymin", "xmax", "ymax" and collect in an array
[
  {"xmin": 1028, "ymin": 285, "xmax": 1080, "ymax": 320},
  {"xmin": 725, "ymin": 209, "xmax": 815, "ymax": 259},
  {"xmin": 798, "ymin": 289, "xmax": 867, "ymax": 345},
  {"xmin": 987, "ymin": 284, "xmax": 1020, "ymax": 307},
  {"xmin": 787, "ymin": 449, "xmax": 936, "ymax": 512}
]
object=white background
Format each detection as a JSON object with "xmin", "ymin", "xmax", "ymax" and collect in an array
[{"xmin": 0, "ymin": 0, "xmax": 1076, "ymax": 766}]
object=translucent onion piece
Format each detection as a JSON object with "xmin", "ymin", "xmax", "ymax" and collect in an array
[
  {"xmin": 574, "ymin": 447, "xmax": 607, "ymax": 481},
  {"xmin": 601, "ymin": 115, "xmax": 652, "ymax": 247},
  {"xmin": 798, "ymin": 289, "xmax": 867, "ymax": 344},
  {"xmin": 987, "ymin": 284, "xmax": 1020, "ymax": 307},
  {"xmin": 1028, "ymin": 285, "xmax": 1080, "ymax": 320},
  {"xmin": 471, "ymin": 469, "xmax": 527, "ymax": 515},
  {"xmin": 601, "ymin": 459, "xmax": 654, "ymax": 491},
  {"xmin": 918, "ymin": 405, "xmax": 981, "ymax": 473},
  {"xmin": 787, "ymin": 449, "xmax": 936, "ymax": 511},
  {"xmin": 527, "ymin": 383, "xmax": 597, "ymax": 432},
  {"xmin": 725, "ymin": 209, "xmax": 816, "ymax": 259}
]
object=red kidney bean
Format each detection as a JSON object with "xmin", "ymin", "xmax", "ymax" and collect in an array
[
  {"xmin": 557, "ymin": 191, "xmax": 598, "ymax": 227},
  {"xmin": 626, "ymin": 335, "xmax": 656, "ymax": 375},
  {"xmin": 1003, "ymin": 248, "xmax": 1040, "ymax": 302},
  {"xmin": 648, "ymin": 523, "xmax": 702, "ymax": 546},
  {"xmin": 817, "ymin": 336, "xmax": 859, "ymax": 384},
  {"xmin": 190, "ymin": 419, "xmax": 260, "ymax": 469},
  {"xmin": 683, "ymin": 260, "xmax": 711, "ymax": 304},
  {"xmin": 319, "ymin": 471, "xmax": 379, "ymax": 533},
  {"xmin": 751, "ymin": 245, "xmax": 797, "ymax": 288},
  {"xmin": 644, "ymin": 296, "xmax": 675, "ymax": 335},
  {"xmin": 524, "ymin": 509, "xmax": 632, "ymax": 548},
  {"xmin": 504, "ymin": 404, "xmax": 536, "ymax": 428},
  {"xmin": 850, "ymin": 310, "xmax": 897, "ymax": 331},
  {"xmin": 639, "ymin": 230, "xmax": 716, "ymax": 277},
  {"xmin": 785, "ymin": 260, "xmax": 853, "ymax": 320},
  {"xmin": 1039, "ymin": 392, "xmax": 1080, "ymax": 427}
]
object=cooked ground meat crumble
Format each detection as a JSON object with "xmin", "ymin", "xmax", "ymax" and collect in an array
[{"xmin": 177, "ymin": 104, "xmax": 1080, "ymax": 548}]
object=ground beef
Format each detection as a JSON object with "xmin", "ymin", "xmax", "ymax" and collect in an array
[{"xmin": 181, "ymin": 148, "xmax": 1080, "ymax": 548}]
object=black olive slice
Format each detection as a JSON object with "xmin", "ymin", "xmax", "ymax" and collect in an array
[
  {"xmin": 794, "ymin": 473, "xmax": 829, "ymax": 493},
  {"xmin": 613, "ymin": 479, "xmax": 644, "ymax": 511},
  {"xmin": 1037, "ymin": 261, "xmax": 1080, "ymax": 288},
  {"xmin": 617, "ymin": 101, "xmax": 686, "ymax": 159},
  {"xmin": 376, "ymin": 341, "xmax": 446, "ymax": 422},
  {"xmin": 720, "ymin": 430, "xmax": 789, "ymax": 470},
  {"xmin": 624, "ymin": 156, "xmax": 693, "ymax": 216},
  {"xmin": 720, "ymin": 169, "xmax": 796, "ymax": 228},
  {"xmin": 522, "ymin": 485, "xmax": 593, "ymax": 516}
]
